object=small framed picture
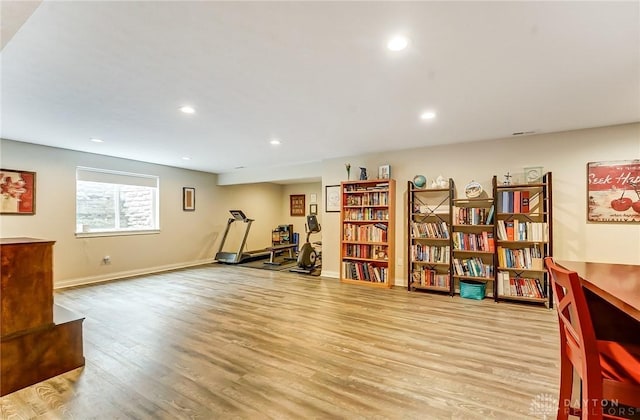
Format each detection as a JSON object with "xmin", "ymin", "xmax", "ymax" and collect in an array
[
  {"xmin": 310, "ymin": 204, "xmax": 318, "ymax": 215},
  {"xmin": 183, "ymin": 187, "xmax": 195, "ymax": 211},
  {"xmin": 325, "ymin": 185, "xmax": 340, "ymax": 212},
  {"xmin": 378, "ymin": 164, "xmax": 391, "ymax": 180},
  {"xmin": 524, "ymin": 166, "xmax": 543, "ymax": 184}
]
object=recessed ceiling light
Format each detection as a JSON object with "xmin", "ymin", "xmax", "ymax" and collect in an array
[
  {"xmin": 387, "ymin": 35, "xmax": 409, "ymax": 51},
  {"xmin": 182, "ymin": 156, "xmax": 191, "ymax": 160},
  {"xmin": 270, "ymin": 139, "xmax": 281, "ymax": 145},
  {"xmin": 420, "ymin": 111, "xmax": 436, "ymax": 120},
  {"xmin": 180, "ymin": 106, "xmax": 195, "ymax": 114},
  {"xmin": 90, "ymin": 138, "xmax": 104, "ymax": 143}
]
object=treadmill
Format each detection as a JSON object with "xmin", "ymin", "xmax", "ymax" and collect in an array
[{"xmin": 214, "ymin": 210, "xmax": 271, "ymax": 264}]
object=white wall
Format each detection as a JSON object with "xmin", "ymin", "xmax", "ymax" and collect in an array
[
  {"xmin": 320, "ymin": 123, "xmax": 640, "ymax": 284},
  {"xmin": 3, "ymin": 123, "xmax": 638, "ymax": 288},
  {"xmin": 0, "ymin": 140, "xmax": 285, "ymax": 287}
]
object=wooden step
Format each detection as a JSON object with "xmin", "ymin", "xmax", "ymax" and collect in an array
[{"xmin": 0, "ymin": 304, "xmax": 85, "ymax": 396}]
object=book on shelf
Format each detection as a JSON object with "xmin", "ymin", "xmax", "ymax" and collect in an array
[
  {"xmin": 521, "ymin": 191, "xmax": 530, "ymax": 213},
  {"xmin": 456, "ymin": 207, "xmax": 492, "ymax": 225},
  {"xmin": 411, "ymin": 244, "xmax": 450, "ymax": 264},
  {"xmin": 453, "ymin": 257, "xmax": 494, "ymax": 278},
  {"xmin": 496, "ymin": 221, "xmax": 548, "ymax": 242},
  {"xmin": 344, "ymin": 223, "xmax": 387, "ymax": 242},
  {"xmin": 485, "ymin": 204, "xmax": 495, "ymax": 224},
  {"xmin": 412, "ymin": 268, "xmax": 450, "ymax": 288},
  {"xmin": 497, "ymin": 246, "xmax": 543, "ymax": 269},
  {"xmin": 500, "ymin": 191, "xmax": 534, "ymax": 214},
  {"xmin": 411, "ymin": 221, "xmax": 449, "ymax": 239},
  {"xmin": 343, "ymin": 261, "xmax": 386, "ymax": 282},
  {"xmin": 497, "ymin": 272, "xmax": 546, "ymax": 299}
]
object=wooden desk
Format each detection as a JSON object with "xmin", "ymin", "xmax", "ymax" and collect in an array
[
  {"xmin": 557, "ymin": 260, "xmax": 640, "ymax": 322},
  {"xmin": 557, "ymin": 260, "xmax": 640, "ymax": 343}
]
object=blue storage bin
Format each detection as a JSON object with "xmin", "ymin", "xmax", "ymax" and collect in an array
[{"xmin": 460, "ymin": 280, "xmax": 486, "ymax": 300}]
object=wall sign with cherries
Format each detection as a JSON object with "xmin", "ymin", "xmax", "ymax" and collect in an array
[{"xmin": 587, "ymin": 159, "xmax": 640, "ymax": 223}]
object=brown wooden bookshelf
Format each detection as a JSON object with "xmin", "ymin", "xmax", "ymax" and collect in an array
[
  {"xmin": 407, "ymin": 179, "xmax": 453, "ymax": 294},
  {"xmin": 340, "ymin": 179, "xmax": 395, "ymax": 288},
  {"xmin": 492, "ymin": 173, "xmax": 553, "ymax": 307}
]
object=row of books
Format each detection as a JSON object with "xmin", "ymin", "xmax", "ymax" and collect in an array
[
  {"xmin": 497, "ymin": 220, "xmax": 548, "ymax": 242},
  {"xmin": 344, "ymin": 244, "xmax": 388, "ymax": 260},
  {"xmin": 411, "ymin": 244, "xmax": 450, "ymax": 264},
  {"xmin": 343, "ymin": 223, "xmax": 387, "ymax": 242},
  {"xmin": 452, "ymin": 257, "xmax": 494, "ymax": 278},
  {"xmin": 497, "ymin": 247, "xmax": 543, "ymax": 270},
  {"xmin": 344, "ymin": 191, "xmax": 389, "ymax": 206},
  {"xmin": 411, "ymin": 221, "xmax": 449, "ymax": 239},
  {"xmin": 497, "ymin": 272, "xmax": 546, "ymax": 298},
  {"xmin": 455, "ymin": 205, "xmax": 494, "ymax": 225},
  {"xmin": 343, "ymin": 262, "xmax": 387, "ymax": 282},
  {"xmin": 411, "ymin": 269, "xmax": 450, "ymax": 288},
  {"xmin": 499, "ymin": 191, "xmax": 539, "ymax": 214},
  {"xmin": 344, "ymin": 183, "xmax": 389, "ymax": 192},
  {"xmin": 344, "ymin": 209, "xmax": 389, "ymax": 221},
  {"xmin": 452, "ymin": 231, "xmax": 495, "ymax": 252}
]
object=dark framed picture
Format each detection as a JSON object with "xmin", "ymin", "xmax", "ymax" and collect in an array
[
  {"xmin": 0, "ymin": 169, "xmax": 36, "ymax": 215},
  {"xmin": 290, "ymin": 194, "xmax": 305, "ymax": 216},
  {"xmin": 325, "ymin": 185, "xmax": 340, "ymax": 212},
  {"xmin": 310, "ymin": 204, "xmax": 318, "ymax": 215},
  {"xmin": 587, "ymin": 160, "xmax": 640, "ymax": 223},
  {"xmin": 183, "ymin": 187, "xmax": 195, "ymax": 211}
]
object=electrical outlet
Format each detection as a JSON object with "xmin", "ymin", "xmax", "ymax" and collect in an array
[{"xmin": 103, "ymin": 256, "xmax": 111, "ymax": 265}]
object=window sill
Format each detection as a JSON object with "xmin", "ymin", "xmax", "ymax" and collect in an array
[{"xmin": 75, "ymin": 229, "xmax": 160, "ymax": 239}]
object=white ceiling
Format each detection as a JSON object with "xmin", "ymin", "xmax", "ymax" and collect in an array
[{"xmin": 2, "ymin": 1, "xmax": 639, "ymax": 175}]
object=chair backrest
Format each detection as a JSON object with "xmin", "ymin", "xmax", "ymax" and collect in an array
[{"xmin": 544, "ymin": 257, "xmax": 603, "ymax": 396}]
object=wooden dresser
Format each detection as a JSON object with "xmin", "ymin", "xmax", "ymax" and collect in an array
[{"xmin": 1, "ymin": 237, "xmax": 85, "ymax": 396}]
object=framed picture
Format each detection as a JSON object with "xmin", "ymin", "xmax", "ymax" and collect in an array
[
  {"xmin": 310, "ymin": 204, "xmax": 318, "ymax": 215},
  {"xmin": 587, "ymin": 160, "xmax": 640, "ymax": 223},
  {"xmin": 0, "ymin": 169, "xmax": 36, "ymax": 215},
  {"xmin": 183, "ymin": 187, "xmax": 195, "ymax": 211},
  {"xmin": 309, "ymin": 193, "xmax": 317, "ymax": 204},
  {"xmin": 290, "ymin": 194, "xmax": 305, "ymax": 216},
  {"xmin": 378, "ymin": 164, "xmax": 391, "ymax": 180},
  {"xmin": 523, "ymin": 166, "xmax": 543, "ymax": 184},
  {"xmin": 325, "ymin": 184, "xmax": 341, "ymax": 212}
]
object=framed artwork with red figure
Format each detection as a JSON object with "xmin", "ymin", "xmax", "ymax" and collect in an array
[
  {"xmin": 0, "ymin": 169, "xmax": 36, "ymax": 215},
  {"xmin": 587, "ymin": 160, "xmax": 640, "ymax": 223}
]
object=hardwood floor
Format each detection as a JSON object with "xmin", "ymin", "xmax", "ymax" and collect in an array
[{"xmin": 0, "ymin": 265, "xmax": 560, "ymax": 419}]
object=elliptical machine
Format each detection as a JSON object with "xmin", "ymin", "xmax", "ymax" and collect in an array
[{"xmin": 290, "ymin": 214, "xmax": 321, "ymax": 274}]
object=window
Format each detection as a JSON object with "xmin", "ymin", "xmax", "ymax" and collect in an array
[{"xmin": 76, "ymin": 167, "xmax": 159, "ymax": 236}]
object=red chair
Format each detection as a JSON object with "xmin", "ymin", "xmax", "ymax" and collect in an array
[{"xmin": 545, "ymin": 257, "xmax": 640, "ymax": 419}]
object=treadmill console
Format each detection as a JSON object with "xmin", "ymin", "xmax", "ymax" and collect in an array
[{"xmin": 229, "ymin": 210, "xmax": 247, "ymax": 221}]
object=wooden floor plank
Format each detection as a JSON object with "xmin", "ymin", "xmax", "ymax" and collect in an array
[{"xmin": 0, "ymin": 264, "xmax": 560, "ymax": 418}]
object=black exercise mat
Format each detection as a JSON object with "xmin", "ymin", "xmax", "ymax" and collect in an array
[{"xmin": 238, "ymin": 255, "xmax": 298, "ymax": 271}]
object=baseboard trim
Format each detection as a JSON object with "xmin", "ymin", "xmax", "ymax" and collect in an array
[
  {"xmin": 54, "ymin": 259, "xmax": 214, "ymax": 289},
  {"xmin": 320, "ymin": 270, "xmax": 339, "ymax": 279}
]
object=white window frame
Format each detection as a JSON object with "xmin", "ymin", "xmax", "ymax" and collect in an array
[{"xmin": 75, "ymin": 167, "xmax": 160, "ymax": 238}]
